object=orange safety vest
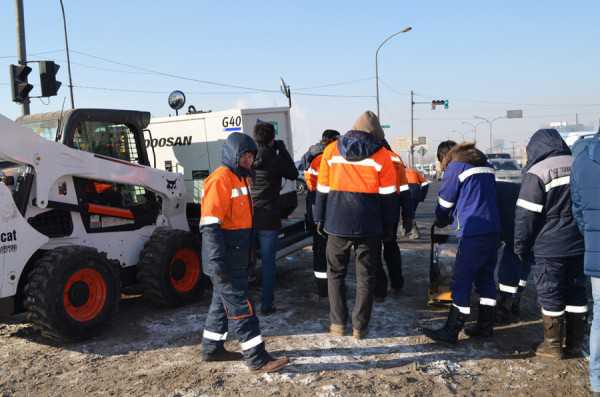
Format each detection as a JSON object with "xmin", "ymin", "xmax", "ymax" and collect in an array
[
  {"xmin": 304, "ymin": 153, "xmax": 323, "ymax": 192},
  {"xmin": 406, "ymin": 168, "xmax": 428, "ymax": 187},
  {"xmin": 389, "ymin": 150, "xmax": 409, "ymax": 193},
  {"xmin": 200, "ymin": 166, "xmax": 252, "ymax": 230}
]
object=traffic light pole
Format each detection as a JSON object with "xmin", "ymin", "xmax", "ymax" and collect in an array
[{"xmin": 15, "ymin": 0, "xmax": 29, "ymax": 115}]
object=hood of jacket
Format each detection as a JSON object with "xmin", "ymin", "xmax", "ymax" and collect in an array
[
  {"xmin": 525, "ymin": 129, "xmax": 571, "ymax": 170},
  {"xmin": 351, "ymin": 111, "xmax": 385, "ymax": 141},
  {"xmin": 337, "ymin": 130, "xmax": 383, "ymax": 161},
  {"xmin": 221, "ymin": 132, "xmax": 257, "ymax": 177},
  {"xmin": 441, "ymin": 142, "xmax": 488, "ymax": 170}
]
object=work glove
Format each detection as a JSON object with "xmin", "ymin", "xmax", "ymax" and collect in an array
[{"xmin": 316, "ymin": 222, "xmax": 327, "ymax": 237}]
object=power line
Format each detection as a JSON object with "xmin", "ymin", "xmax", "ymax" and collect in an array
[
  {"xmin": 73, "ymin": 85, "xmax": 267, "ymax": 96},
  {"xmin": 295, "ymin": 77, "xmax": 375, "ymax": 91},
  {"xmin": 0, "ymin": 49, "xmax": 64, "ymax": 59},
  {"xmin": 71, "ymin": 49, "xmax": 280, "ymax": 93}
]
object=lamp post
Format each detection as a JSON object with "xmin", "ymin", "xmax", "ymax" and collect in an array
[
  {"xmin": 474, "ymin": 116, "xmax": 504, "ymax": 153},
  {"xmin": 461, "ymin": 121, "xmax": 486, "ymax": 143},
  {"xmin": 375, "ymin": 26, "xmax": 412, "ymax": 120}
]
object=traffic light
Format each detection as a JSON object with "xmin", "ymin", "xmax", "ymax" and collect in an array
[
  {"xmin": 39, "ymin": 61, "xmax": 61, "ymax": 97},
  {"xmin": 9, "ymin": 64, "xmax": 33, "ymax": 103},
  {"xmin": 431, "ymin": 99, "xmax": 449, "ymax": 110}
]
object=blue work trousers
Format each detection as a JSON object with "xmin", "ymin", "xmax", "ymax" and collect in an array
[
  {"xmin": 497, "ymin": 242, "xmax": 531, "ymax": 294},
  {"xmin": 451, "ymin": 233, "xmax": 499, "ymax": 314}
]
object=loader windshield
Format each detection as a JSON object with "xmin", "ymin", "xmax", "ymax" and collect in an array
[
  {"xmin": 19, "ymin": 119, "xmax": 59, "ymax": 141},
  {"xmin": 0, "ymin": 162, "xmax": 34, "ymax": 215}
]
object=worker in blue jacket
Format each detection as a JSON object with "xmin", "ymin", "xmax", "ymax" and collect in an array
[
  {"xmin": 571, "ymin": 133, "xmax": 600, "ymax": 393},
  {"xmin": 423, "ymin": 141, "xmax": 500, "ymax": 344},
  {"xmin": 495, "ymin": 181, "xmax": 531, "ymax": 324}
]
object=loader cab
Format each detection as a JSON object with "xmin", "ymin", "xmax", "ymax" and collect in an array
[{"xmin": 17, "ymin": 109, "xmax": 161, "ymax": 233}]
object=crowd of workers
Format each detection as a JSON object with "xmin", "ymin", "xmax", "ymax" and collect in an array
[{"xmin": 197, "ymin": 109, "xmax": 600, "ymax": 393}]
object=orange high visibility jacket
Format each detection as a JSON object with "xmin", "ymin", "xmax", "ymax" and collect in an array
[
  {"xmin": 314, "ymin": 132, "xmax": 398, "ymax": 237},
  {"xmin": 304, "ymin": 153, "xmax": 323, "ymax": 192},
  {"xmin": 200, "ymin": 166, "xmax": 252, "ymax": 230},
  {"xmin": 406, "ymin": 168, "xmax": 428, "ymax": 186},
  {"xmin": 389, "ymin": 151, "xmax": 409, "ymax": 193}
]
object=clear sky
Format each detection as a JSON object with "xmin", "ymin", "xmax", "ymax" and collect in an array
[{"xmin": 1, "ymin": 0, "xmax": 599, "ymax": 159}]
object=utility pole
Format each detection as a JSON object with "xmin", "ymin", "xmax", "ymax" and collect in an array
[
  {"xmin": 410, "ymin": 90, "xmax": 414, "ymax": 168},
  {"xmin": 15, "ymin": 0, "xmax": 30, "ymax": 115}
]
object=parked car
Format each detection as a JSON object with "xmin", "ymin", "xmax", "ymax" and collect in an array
[{"xmin": 489, "ymin": 158, "xmax": 522, "ymax": 183}]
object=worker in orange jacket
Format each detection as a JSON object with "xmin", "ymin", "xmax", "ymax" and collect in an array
[
  {"xmin": 314, "ymin": 111, "xmax": 398, "ymax": 339},
  {"xmin": 200, "ymin": 132, "xmax": 288, "ymax": 373},
  {"xmin": 405, "ymin": 167, "xmax": 430, "ymax": 239},
  {"xmin": 298, "ymin": 129, "xmax": 341, "ymax": 297},
  {"xmin": 375, "ymin": 144, "xmax": 414, "ymax": 300}
]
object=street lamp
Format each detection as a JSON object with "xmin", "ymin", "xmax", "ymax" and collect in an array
[
  {"xmin": 375, "ymin": 26, "xmax": 412, "ymax": 120},
  {"xmin": 461, "ymin": 121, "xmax": 486, "ymax": 143},
  {"xmin": 474, "ymin": 115, "xmax": 504, "ymax": 153},
  {"xmin": 59, "ymin": 0, "xmax": 75, "ymax": 109}
]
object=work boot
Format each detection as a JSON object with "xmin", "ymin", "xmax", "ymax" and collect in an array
[
  {"xmin": 564, "ymin": 312, "xmax": 587, "ymax": 358},
  {"xmin": 252, "ymin": 356, "xmax": 290, "ymax": 373},
  {"xmin": 353, "ymin": 328, "xmax": 368, "ymax": 340},
  {"xmin": 495, "ymin": 291, "xmax": 515, "ymax": 325},
  {"xmin": 202, "ymin": 347, "xmax": 243, "ymax": 362},
  {"xmin": 511, "ymin": 288, "xmax": 523, "ymax": 318},
  {"xmin": 329, "ymin": 324, "xmax": 346, "ymax": 336},
  {"xmin": 465, "ymin": 304, "xmax": 495, "ymax": 338},
  {"xmin": 535, "ymin": 315, "xmax": 564, "ymax": 359},
  {"xmin": 423, "ymin": 305, "xmax": 468, "ymax": 345},
  {"xmin": 408, "ymin": 221, "xmax": 421, "ymax": 240}
]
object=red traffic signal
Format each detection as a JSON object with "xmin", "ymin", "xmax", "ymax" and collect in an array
[{"xmin": 9, "ymin": 64, "xmax": 33, "ymax": 103}]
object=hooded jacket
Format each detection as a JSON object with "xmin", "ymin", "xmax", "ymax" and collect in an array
[
  {"xmin": 514, "ymin": 129, "xmax": 584, "ymax": 258},
  {"xmin": 299, "ymin": 141, "xmax": 328, "ymax": 193},
  {"xmin": 571, "ymin": 135, "xmax": 600, "ymax": 276},
  {"xmin": 200, "ymin": 133, "xmax": 257, "ymax": 276},
  {"xmin": 436, "ymin": 143, "xmax": 500, "ymax": 238},
  {"xmin": 251, "ymin": 140, "xmax": 298, "ymax": 230},
  {"xmin": 314, "ymin": 112, "xmax": 397, "ymax": 237}
]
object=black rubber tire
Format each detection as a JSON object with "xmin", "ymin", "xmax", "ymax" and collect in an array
[
  {"xmin": 138, "ymin": 228, "xmax": 206, "ymax": 307},
  {"xmin": 23, "ymin": 246, "xmax": 120, "ymax": 341}
]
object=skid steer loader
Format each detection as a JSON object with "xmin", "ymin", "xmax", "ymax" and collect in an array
[{"xmin": 0, "ymin": 109, "xmax": 207, "ymax": 340}]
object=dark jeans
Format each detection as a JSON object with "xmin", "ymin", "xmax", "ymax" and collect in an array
[
  {"xmin": 202, "ymin": 230, "xmax": 269, "ymax": 369},
  {"xmin": 375, "ymin": 239, "xmax": 405, "ymax": 298},
  {"xmin": 256, "ymin": 229, "xmax": 279, "ymax": 310},
  {"xmin": 326, "ymin": 235, "xmax": 379, "ymax": 331},
  {"xmin": 533, "ymin": 255, "xmax": 587, "ymax": 315},
  {"xmin": 497, "ymin": 242, "xmax": 532, "ymax": 294},
  {"xmin": 451, "ymin": 233, "xmax": 499, "ymax": 313}
]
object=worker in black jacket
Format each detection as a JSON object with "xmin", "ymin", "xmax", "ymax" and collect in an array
[
  {"xmin": 251, "ymin": 121, "xmax": 298, "ymax": 315},
  {"xmin": 495, "ymin": 181, "xmax": 531, "ymax": 323},
  {"xmin": 514, "ymin": 128, "xmax": 585, "ymax": 359}
]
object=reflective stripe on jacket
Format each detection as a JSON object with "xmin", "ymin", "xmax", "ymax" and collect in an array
[
  {"xmin": 314, "ymin": 131, "xmax": 398, "ymax": 237},
  {"xmin": 304, "ymin": 153, "xmax": 322, "ymax": 192}
]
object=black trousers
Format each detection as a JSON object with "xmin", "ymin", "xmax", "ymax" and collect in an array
[
  {"xmin": 313, "ymin": 226, "xmax": 328, "ymax": 296},
  {"xmin": 326, "ymin": 235, "xmax": 380, "ymax": 331},
  {"xmin": 375, "ymin": 239, "xmax": 404, "ymax": 298}
]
